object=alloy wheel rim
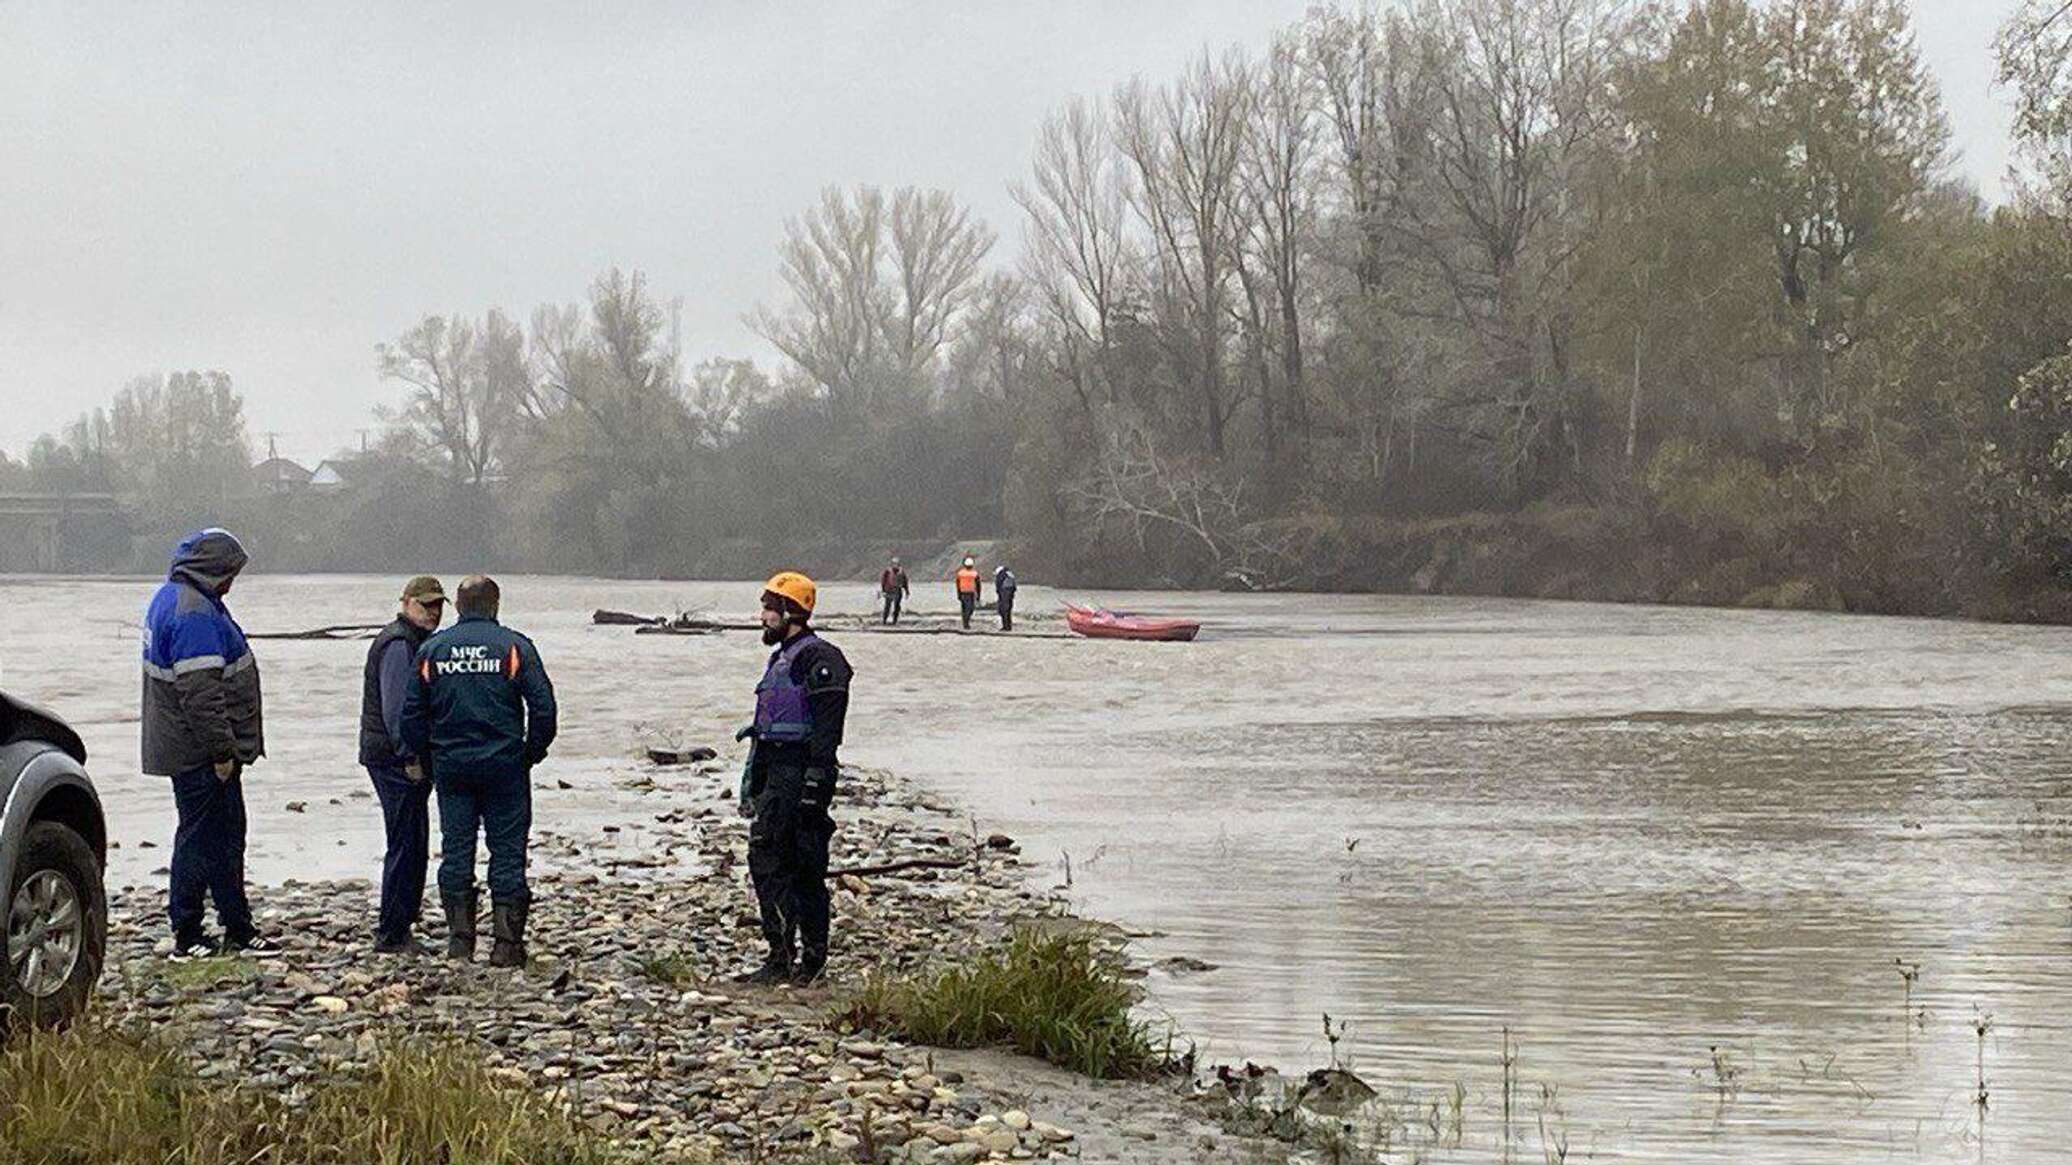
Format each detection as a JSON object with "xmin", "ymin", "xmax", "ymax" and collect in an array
[{"xmin": 7, "ymin": 870, "xmax": 83, "ymax": 999}]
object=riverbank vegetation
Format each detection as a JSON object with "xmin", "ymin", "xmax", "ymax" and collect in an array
[
  {"xmin": 7, "ymin": 1, "xmax": 2071, "ymax": 619},
  {"xmin": 835, "ymin": 928, "xmax": 1171, "ymax": 1081},
  {"xmin": 0, "ymin": 1019, "xmax": 626, "ymax": 1165}
]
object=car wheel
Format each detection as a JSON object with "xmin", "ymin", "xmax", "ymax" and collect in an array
[{"xmin": 1, "ymin": 821, "xmax": 106, "ymax": 1030}]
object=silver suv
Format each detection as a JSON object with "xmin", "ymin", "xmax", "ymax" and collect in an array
[{"xmin": 0, "ymin": 692, "xmax": 105, "ymax": 1029}]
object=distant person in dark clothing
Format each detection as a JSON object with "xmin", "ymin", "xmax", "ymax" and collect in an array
[
  {"xmin": 359, "ymin": 575, "xmax": 446, "ymax": 954},
  {"xmin": 954, "ymin": 556, "xmax": 981, "ymax": 629},
  {"xmin": 879, "ymin": 557, "xmax": 910, "ymax": 624},
  {"xmin": 735, "ymin": 571, "xmax": 852, "ymax": 986},
  {"xmin": 994, "ymin": 565, "xmax": 1018, "ymax": 631},
  {"xmin": 400, "ymin": 575, "xmax": 557, "ymax": 968},
  {"xmin": 141, "ymin": 528, "xmax": 282, "ymax": 961}
]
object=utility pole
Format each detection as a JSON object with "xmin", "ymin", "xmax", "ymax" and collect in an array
[{"xmin": 265, "ymin": 432, "xmax": 279, "ymax": 462}]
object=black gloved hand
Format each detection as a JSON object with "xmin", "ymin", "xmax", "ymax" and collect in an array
[{"xmin": 800, "ymin": 766, "xmax": 837, "ymax": 810}]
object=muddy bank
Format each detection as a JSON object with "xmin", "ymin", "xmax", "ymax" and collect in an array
[
  {"xmin": 94, "ymin": 761, "xmax": 1309, "ymax": 1165},
  {"xmin": 1208, "ymin": 506, "xmax": 2072, "ymax": 623}
]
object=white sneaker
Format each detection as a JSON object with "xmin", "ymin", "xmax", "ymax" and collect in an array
[{"xmin": 168, "ymin": 939, "xmax": 221, "ymax": 962}]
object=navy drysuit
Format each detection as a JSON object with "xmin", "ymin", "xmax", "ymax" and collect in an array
[{"xmin": 744, "ymin": 630, "xmax": 852, "ymax": 974}]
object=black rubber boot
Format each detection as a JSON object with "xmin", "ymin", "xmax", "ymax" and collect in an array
[
  {"xmin": 488, "ymin": 900, "xmax": 528, "ymax": 968},
  {"xmin": 790, "ymin": 951, "xmax": 827, "ymax": 987},
  {"xmin": 733, "ymin": 952, "xmax": 791, "ymax": 986},
  {"xmin": 441, "ymin": 891, "xmax": 477, "ymax": 961}
]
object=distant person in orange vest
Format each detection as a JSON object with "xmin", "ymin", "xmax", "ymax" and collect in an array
[
  {"xmin": 878, "ymin": 557, "xmax": 910, "ymax": 625},
  {"xmin": 954, "ymin": 556, "xmax": 982, "ymax": 629}
]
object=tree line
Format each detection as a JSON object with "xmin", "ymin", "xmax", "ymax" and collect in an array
[{"xmin": 8, "ymin": 0, "xmax": 2072, "ymax": 616}]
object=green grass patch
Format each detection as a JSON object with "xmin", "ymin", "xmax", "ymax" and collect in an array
[
  {"xmin": 0, "ymin": 1019, "xmax": 635, "ymax": 1165},
  {"xmin": 155, "ymin": 956, "xmax": 258, "ymax": 991},
  {"xmin": 832, "ymin": 927, "xmax": 1171, "ymax": 1080},
  {"xmin": 634, "ymin": 950, "xmax": 702, "ymax": 987}
]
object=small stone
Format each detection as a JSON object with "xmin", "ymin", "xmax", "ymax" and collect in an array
[
  {"xmin": 310, "ymin": 996, "xmax": 348, "ymax": 1014},
  {"xmin": 932, "ymin": 1146, "xmax": 984, "ymax": 1165},
  {"xmin": 1002, "ymin": 1110, "xmax": 1030, "ymax": 1131},
  {"xmin": 285, "ymin": 801, "xmax": 307, "ymax": 813}
]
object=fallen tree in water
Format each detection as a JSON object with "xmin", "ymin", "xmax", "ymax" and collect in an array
[
  {"xmin": 596, "ymin": 609, "xmax": 757, "ymax": 632},
  {"xmin": 247, "ymin": 623, "xmax": 384, "ymax": 640}
]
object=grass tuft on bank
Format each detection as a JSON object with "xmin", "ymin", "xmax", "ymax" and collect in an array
[
  {"xmin": 834, "ymin": 927, "xmax": 1171, "ymax": 1080},
  {"xmin": 0, "ymin": 1019, "xmax": 629, "ymax": 1165}
]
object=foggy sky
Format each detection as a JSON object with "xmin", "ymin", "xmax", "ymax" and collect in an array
[{"xmin": 0, "ymin": 1, "xmax": 2024, "ymax": 464}]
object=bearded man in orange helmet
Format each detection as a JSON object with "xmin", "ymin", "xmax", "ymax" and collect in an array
[{"xmin": 734, "ymin": 571, "xmax": 853, "ymax": 986}]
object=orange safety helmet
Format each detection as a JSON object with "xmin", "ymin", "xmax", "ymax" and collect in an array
[{"xmin": 762, "ymin": 571, "xmax": 817, "ymax": 615}]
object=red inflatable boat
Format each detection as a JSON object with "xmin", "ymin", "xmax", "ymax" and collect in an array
[{"xmin": 1064, "ymin": 604, "xmax": 1202, "ymax": 642}]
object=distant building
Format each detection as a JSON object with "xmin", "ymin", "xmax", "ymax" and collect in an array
[
  {"xmin": 309, "ymin": 459, "xmax": 359, "ymax": 491},
  {"xmin": 250, "ymin": 457, "xmax": 313, "ymax": 495}
]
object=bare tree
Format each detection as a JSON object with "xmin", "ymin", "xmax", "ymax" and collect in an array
[
  {"xmin": 685, "ymin": 357, "xmax": 775, "ymax": 446},
  {"xmin": 1114, "ymin": 49, "xmax": 1255, "ymax": 458},
  {"xmin": 377, "ymin": 310, "xmax": 529, "ymax": 485},
  {"xmin": 1014, "ymin": 97, "xmax": 1135, "ymax": 409},
  {"xmin": 943, "ymin": 273, "xmax": 1040, "ymax": 404},
  {"xmin": 888, "ymin": 188, "xmax": 998, "ymax": 377},
  {"xmin": 1238, "ymin": 31, "xmax": 1322, "ymax": 473},
  {"xmin": 1394, "ymin": 0, "xmax": 1623, "ymax": 493},
  {"xmin": 1067, "ymin": 426, "xmax": 1298, "ymax": 585},
  {"xmin": 750, "ymin": 186, "xmax": 887, "ymax": 413},
  {"xmin": 751, "ymin": 185, "xmax": 994, "ymax": 416}
]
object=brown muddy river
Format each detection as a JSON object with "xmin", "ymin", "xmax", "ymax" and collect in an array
[{"xmin": 5, "ymin": 573, "xmax": 2070, "ymax": 1161}]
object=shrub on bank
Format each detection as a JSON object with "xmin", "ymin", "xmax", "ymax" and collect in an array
[
  {"xmin": 0, "ymin": 1019, "xmax": 627, "ymax": 1165},
  {"xmin": 833, "ymin": 927, "xmax": 1171, "ymax": 1080}
]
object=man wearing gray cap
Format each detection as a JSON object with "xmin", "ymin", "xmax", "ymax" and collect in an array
[{"xmin": 359, "ymin": 575, "xmax": 446, "ymax": 954}]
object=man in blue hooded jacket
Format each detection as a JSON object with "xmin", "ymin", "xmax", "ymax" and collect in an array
[
  {"xmin": 141, "ymin": 528, "xmax": 281, "ymax": 960},
  {"xmin": 399, "ymin": 575, "xmax": 556, "ymax": 968}
]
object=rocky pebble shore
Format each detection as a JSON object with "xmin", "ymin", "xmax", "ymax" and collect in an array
[{"xmin": 95, "ymin": 762, "xmax": 1296, "ymax": 1163}]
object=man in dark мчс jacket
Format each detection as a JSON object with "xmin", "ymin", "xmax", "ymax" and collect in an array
[
  {"xmin": 400, "ymin": 575, "xmax": 556, "ymax": 968},
  {"xmin": 736, "ymin": 571, "xmax": 852, "ymax": 987},
  {"xmin": 359, "ymin": 575, "xmax": 447, "ymax": 954},
  {"xmin": 141, "ymin": 528, "xmax": 282, "ymax": 961}
]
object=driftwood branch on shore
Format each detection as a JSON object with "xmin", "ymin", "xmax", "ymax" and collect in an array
[
  {"xmin": 646, "ymin": 746, "xmax": 718, "ymax": 766},
  {"xmin": 825, "ymin": 857, "xmax": 970, "ymax": 878}
]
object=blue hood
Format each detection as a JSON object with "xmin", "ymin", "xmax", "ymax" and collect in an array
[{"xmin": 168, "ymin": 528, "xmax": 248, "ymax": 596}]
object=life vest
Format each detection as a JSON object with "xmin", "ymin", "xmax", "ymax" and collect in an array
[
  {"xmin": 752, "ymin": 633, "xmax": 818, "ymax": 743},
  {"xmin": 955, "ymin": 567, "xmax": 980, "ymax": 595}
]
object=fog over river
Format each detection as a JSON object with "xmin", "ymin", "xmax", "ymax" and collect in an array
[{"xmin": 6, "ymin": 573, "xmax": 2071, "ymax": 1161}]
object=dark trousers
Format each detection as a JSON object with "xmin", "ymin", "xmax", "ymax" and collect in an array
[
  {"xmin": 368, "ymin": 764, "xmax": 433, "ymax": 940},
  {"xmin": 881, "ymin": 591, "xmax": 903, "ymax": 624},
  {"xmin": 168, "ymin": 765, "xmax": 254, "ymax": 944},
  {"xmin": 998, "ymin": 593, "xmax": 1015, "ymax": 631},
  {"xmin": 958, "ymin": 593, "xmax": 976, "ymax": 629},
  {"xmin": 435, "ymin": 767, "xmax": 532, "ymax": 904},
  {"xmin": 748, "ymin": 763, "xmax": 834, "ymax": 966}
]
